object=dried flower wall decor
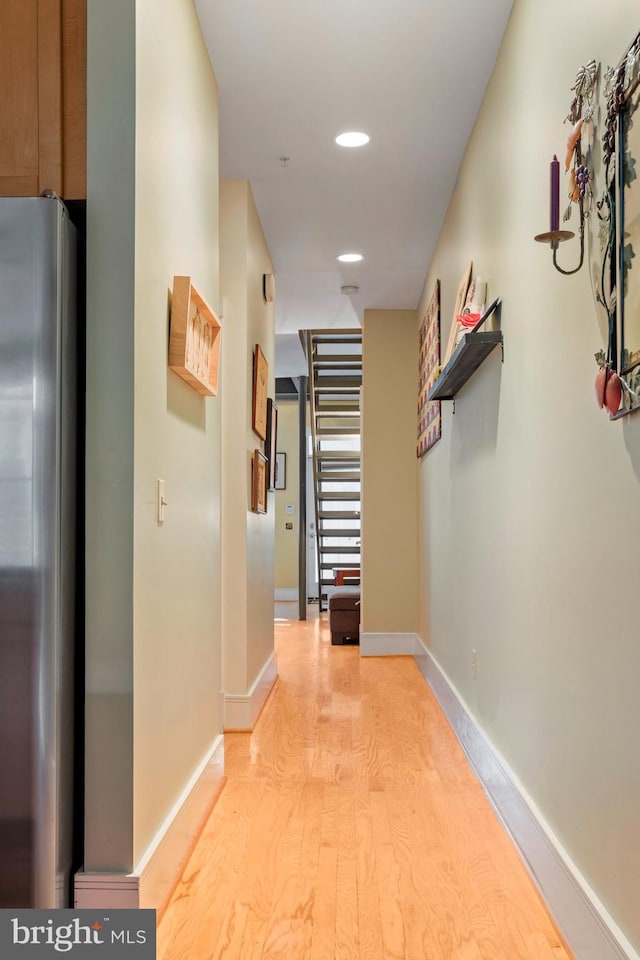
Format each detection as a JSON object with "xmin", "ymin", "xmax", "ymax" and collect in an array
[
  {"xmin": 594, "ymin": 30, "xmax": 640, "ymax": 416},
  {"xmin": 564, "ymin": 59, "xmax": 597, "ymax": 219}
]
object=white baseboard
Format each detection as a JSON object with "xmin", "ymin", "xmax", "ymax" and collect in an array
[
  {"xmin": 75, "ymin": 734, "xmax": 225, "ymax": 912},
  {"xmin": 275, "ymin": 588, "xmax": 297, "ymax": 601},
  {"xmin": 359, "ymin": 632, "xmax": 419, "ymax": 657},
  {"xmin": 223, "ymin": 650, "xmax": 278, "ymax": 731},
  {"xmin": 74, "ymin": 873, "xmax": 140, "ymax": 910},
  {"xmin": 413, "ymin": 636, "xmax": 639, "ymax": 960}
]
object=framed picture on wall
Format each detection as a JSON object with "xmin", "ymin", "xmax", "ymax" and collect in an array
[
  {"xmin": 275, "ymin": 452, "xmax": 286, "ymax": 490},
  {"xmin": 251, "ymin": 449, "xmax": 268, "ymax": 514},
  {"xmin": 168, "ymin": 276, "xmax": 222, "ymax": 396},
  {"xmin": 252, "ymin": 344, "xmax": 268, "ymax": 439},
  {"xmin": 265, "ymin": 398, "xmax": 278, "ymax": 490},
  {"xmin": 417, "ymin": 279, "xmax": 442, "ymax": 457}
]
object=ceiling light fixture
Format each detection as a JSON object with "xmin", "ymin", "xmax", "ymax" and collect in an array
[
  {"xmin": 341, "ymin": 285, "xmax": 359, "ymax": 295},
  {"xmin": 336, "ymin": 253, "xmax": 363, "ymax": 263},
  {"xmin": 335, "ymin": 131, "xmax": 370, "ymax": 148}
]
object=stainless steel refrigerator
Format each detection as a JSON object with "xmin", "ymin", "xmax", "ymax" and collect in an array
[{"xmin": 0, "ymin": 197, "xmax": 78, "ymax": 907}]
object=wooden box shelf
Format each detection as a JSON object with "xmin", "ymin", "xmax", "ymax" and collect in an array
[
  {"xmin": 169, "ymin": 276, "xmax": 221, "ymax": 396},
  {"xmin": 427, "ymin": 330, "xmax": 503, "ymax": 401}
]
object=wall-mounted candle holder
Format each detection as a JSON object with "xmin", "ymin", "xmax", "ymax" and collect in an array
[
  {"xmin": 534, "ymin": 62, "xmax": 593, "ymax": 280},
  {"xmin": 534, "ymin": 197, "xmax": 586, "ymax": 275}
]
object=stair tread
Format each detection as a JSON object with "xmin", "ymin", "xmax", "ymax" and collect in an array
[
  {"xmin": 313, "ymin": 356, "xmax": 362, "ymax": 366},
  {"xmin": 320, "ymin": 570, "xmax": 360, "ymax": 576},
  {"xmin": 317, "ymin": 473, "xmax": 361, "ymax": 481},
  {"xmin": 314, "ymin": 376, "xmax": 362, "ymax": 386},
  {"xmin": 315, "ymin": 386, "xmax": 358, "ymax": 399},
  {"xmin": 316, "ymin": 410, "xmax": 360, "ymax": 424},
  {"xmin": 318, "ymin": 484, "xmax": 361, "ymax": 489},
  {"xmin": 311, "ymin": 330, "xmax": 362, "ymax": 340},
  {"xmin": 319, "ymin": 546, "xmax": 361, "ymax": 554},
  {"xmin": 316, "ymin": 427, "xmax": 361, "ymax": 435},
  {"xmin": 320, "ymin": 562, "xmax": 361, "ymax": 569},
  {"xmin": 318, "ymin": 528, "xmax": 360, "ymax": 536},
  {"xmin": 315, "ymin": 450, "xmax": 360, "ymax": 458},
  {"xmin": 320, "ymin": 579, "xmax": 360, "ymax": 585},
  {"xmin": 314, "ymin": 391, "xmax": 361, "ymax": 399}
]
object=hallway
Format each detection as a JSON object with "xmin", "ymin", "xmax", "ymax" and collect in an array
[{"xmin": 157, "ymin": 608, "xmax": 571, "ymax": 960}]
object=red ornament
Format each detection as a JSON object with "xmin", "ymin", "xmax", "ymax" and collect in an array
[
  {"xmin": 595, "ymin": 364, "xmax": 622, "ymax": 415},
  {"xmin": 605, "ymin": 372, "xmax": 622, "ymax": 416}
]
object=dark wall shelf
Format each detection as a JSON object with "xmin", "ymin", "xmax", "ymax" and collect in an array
[{"xmin": 428, "ymin": 330, "xmax": 503, "ymax": 401}]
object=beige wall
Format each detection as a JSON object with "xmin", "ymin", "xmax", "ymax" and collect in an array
[
  {"xmin": 85, "ymin": 0, "xmax": 223, "ymax": 871},
  {"xmin": 132, "ymin": 0, "xmax": 222, "ymax": 866},
  {"xmin": 361, "ymin": 310, "xmax": 418, "ymax": 633},
  {"xmin": 246, "ymin": 194, "xmax": 276, "ymax": 681},
  {"xmin": 219, "ymin": 181, "xmax": 249, "ymax": 694},
  {"xmin": 85, "ymin": 0, "xmax": 136, "ymax": 872},
  {"xmin": 274, "ymin": 401, "xmax": 300, "ymax": 592},
  {"xmin": 220, "ymin": 180, "xmax": 275, "ymax": 695},
  {"xmin": 418, "ymin": 0, "xmax": 640, "ymax": 949}
]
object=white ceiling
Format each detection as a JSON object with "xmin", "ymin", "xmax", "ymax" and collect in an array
[{"xmin": 196, "ymin": 0, "xmax": 514, "ymax": 354}]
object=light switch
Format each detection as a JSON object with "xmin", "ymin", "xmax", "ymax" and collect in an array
[
  {"xmin": 157, "ymin": 479, "xmax": 167, "ymax": 524},
  {"xmin": 286, "ymin": 504, "xmax": 295, "ymax": 515}
]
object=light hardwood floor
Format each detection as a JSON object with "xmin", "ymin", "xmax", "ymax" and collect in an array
[{"xmin": 158, "ymin": 606, "xmax": 572, "ymax": 960}]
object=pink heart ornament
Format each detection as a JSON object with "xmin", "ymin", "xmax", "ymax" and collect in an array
[{"xmin": 604, "ymin": 372, "xmax": 622, "ymax": 416}]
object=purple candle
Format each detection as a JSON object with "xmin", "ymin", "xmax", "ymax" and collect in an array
[{"xmin": 550, "ymin": 155, "xmax": 560, "ymax": 232}]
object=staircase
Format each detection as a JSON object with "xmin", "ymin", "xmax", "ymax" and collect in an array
[{"xmin": 306, "ymin": 329, "xmax": 362, "ymax": 610}]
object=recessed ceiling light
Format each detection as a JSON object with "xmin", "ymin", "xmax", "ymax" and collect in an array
[
  {"xmin": 335, "ymin": 131, "xmax": 370, "ymax": 148},
  {"xmin": 336, "ymin": 253, "xmax": 363, "ymax": 263}
]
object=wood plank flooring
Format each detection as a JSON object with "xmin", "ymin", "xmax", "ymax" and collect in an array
[{"xmin": 158, "ymin": 605, "xmax": 572, "ymax": 960}]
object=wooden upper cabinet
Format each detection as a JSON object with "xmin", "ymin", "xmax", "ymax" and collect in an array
[
  {"xmin": 0, "ymin": 0, "xmax": 86, "ymax": 199},
  {"xmin": 61, "ymin": 0, "xmax": 86, "ymax": 198}
]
